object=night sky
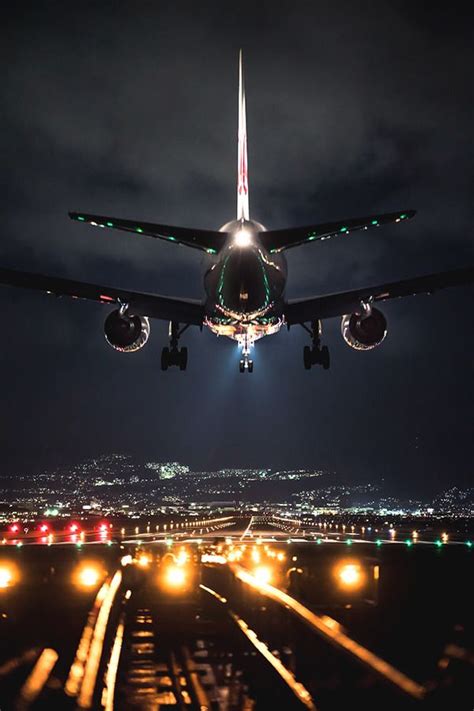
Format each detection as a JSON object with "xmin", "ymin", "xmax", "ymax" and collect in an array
[{"xmin": 1, "ymin": 2, "xmax": 472, "ymax": 494}]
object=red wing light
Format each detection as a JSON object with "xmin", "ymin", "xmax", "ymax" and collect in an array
[{"xmin": 100, "ymin": 295, "xmax": 114, "ymax": 302}]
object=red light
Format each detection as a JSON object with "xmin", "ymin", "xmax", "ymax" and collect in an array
[
  {"xmin": 99, "ymin": 524, "xmax": 108, "ymax": 532},
  {"xmin": 40, "ymin": 524, "xmax": 49, "ymax": 533},
  {"xmin": 69, "ymin": 524, "xmax": 79, "ymax": 533},
  {"xmin": 10, "ymin": 524, "xmax": 19, "ymax": 533}
]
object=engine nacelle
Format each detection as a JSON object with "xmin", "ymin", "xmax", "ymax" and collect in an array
[
  {"xmin": 341, "ymin": 307, "xmax": 387, "ymax": 351},
  {"xmin": 104, "ymin": 310, "xmax": 150, "ymax": 352}
]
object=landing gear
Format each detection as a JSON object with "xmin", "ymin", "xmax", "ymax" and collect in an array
[
  {"xmin": 302, "ymin": 320, "xmax": 330, "ymax": 370},
  {"xmin": 161, "ymin": 322, "xmax": 189, "ymax": 371},
  {"xmin": 238, "ymin": 334, "xmax": 254, "ymax": 373}
]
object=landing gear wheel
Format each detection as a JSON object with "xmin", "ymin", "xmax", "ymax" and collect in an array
[
  {"xmin": 239, "ymin": 360, "xmax": 245, "ymax": 373},
  {"xmin": 179, "ymin": 347, "xmax": 188, "ymax": 371},
  {"xmin": 303, "ymin": 345, "xmax": 312, "ymax": 370},
  {"xmin": 248, "ymin": 360, "xmax": 254, "ymax": 373},
  {"xmin": 161, "ymin": 347, "xmax": 169, "ymax": 371}
]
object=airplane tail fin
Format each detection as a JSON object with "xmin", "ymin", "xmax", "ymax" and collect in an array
[{"xmin": 237, "ymin": 50, "xmax": 249, "ymax": 221}]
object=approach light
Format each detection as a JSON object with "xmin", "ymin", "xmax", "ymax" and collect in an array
[
  {"xmin": 137, "ymin": 554, "xmax": 151, "ymax": 568},
  {"xmin": 9, "ymin": 524, "xmax": 19, "ymax": 533},
  {"xmin": 253, "ymin": 566, "xmax": 272, "ymax": 585},
  {"xmin": 40, "ymin": 524, "xmax": 49, "ymax": 533},
  {"xmin": 69, "ymin": 523, "xmax": 79, "ymax": 533},
  {"xmin": 234, "ymin": 228, "xmax": 252, "ymax": 247},
  {"xmin": 164, "ymin": 565, "xmax": 186, "ymax": 588},
  {"xmin": 0, "ymin": 565, "xmax": 15, "ymax": 589},
  {"xmin": 337, "ymin": 563, "xmax": 362, "ymax": 588},
  {"xmin": 76, "ymin": 566, "xmax": 101, "ymax": 588}
]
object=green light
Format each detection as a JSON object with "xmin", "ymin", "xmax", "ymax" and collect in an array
[
  {"xmin": 77, "ymin": 216, "xmax": 85, "ymax": 221},
  {"xmin": 207, "ymin": 248, "xmax": 216, "ymax": 254},
  {"xmin": 465, "ymin": 541, "xmax": 472, "ymax": 548},
  {"xmin": 16, "ymin": 542, "xmax": 23, "ymax": 548},
  {"xmin": 400, "ymin": 214, "xmax": 406, "ymax": 219},
  {"xmin": 136, "ymin": 227, "xmax": 143, "ymax": 233},
  {"xmin": 317, "ymin": 539, "xmax": 322, "ymax": 545},
  {"xmin": 76, "ymin": 542, "xmax": 82, "ymax": 548},
  {"xmin": 405, "ymin": 539, "xmax": 412, "ymax": 547},
  {"xmin": 107, "ymin": 540, "xmax": 112, "ymax": 547},
  {"xmin": 106, "ymin": 221, "xmax": 114, "ymax": 227},
  {"xmin": 435, "ymin": 539, "xmax": 442, "ymax": 547},
  {"xmin": 167, "ymin": 236, "xmax": 176, "ymax": 242},
  {"xmin": 308, "ymin": 236, "xmax": 317, "ymax": 241},
  {"xmin": 375, "ymin": 539, "xmax": 382, "ymax": 547},
  {"xmin": 340, "ymin": 226, "xmax": 348, "ymax": 233},
  {"xmin": 371, "ymin": 219, "xmax": 378, "ymax": 226},
  {"xmin": 346, "ymin": 538, "xmax": 352, "ymax": 545}
]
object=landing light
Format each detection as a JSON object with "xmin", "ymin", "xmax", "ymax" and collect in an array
[
  {"xmin": 234, "ymin": 228, "xmax": 252, "ymax": 247},
  {"xmin": 75, "ymin": 564, "xmax": 102, "ymax": 588},
  {"xmin": 0, "ymin": 565, "xmax": 16, "ymax": 589}
]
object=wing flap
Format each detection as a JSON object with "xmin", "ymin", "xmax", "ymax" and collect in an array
[
  {"xmin": 260, "ymin": 209, "xmax": 416, "ymax": 253},
  {"xmin": 69, "ymin": 212, "xmax": 225, "ymax": 255},
  {"xmin": 285, "ymin": 266, "xmax": 474, "ymax": 324},
  {"xmin": 0, "ymin": 267, "xmax": 204, "ymax": 325}
]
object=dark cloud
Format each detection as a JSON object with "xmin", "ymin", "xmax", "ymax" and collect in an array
[{"xmin": 0, "ymin": 1, "xmax": 472, "ymax": 492}]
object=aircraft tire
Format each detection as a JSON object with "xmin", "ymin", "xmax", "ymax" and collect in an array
[
  {"xmin": 303, "ymin": 345, "xmax": 312, "ymax": 370},
  {"xmin": 161, "ymin": 347, "xmax": 169, "ymax": 371}
]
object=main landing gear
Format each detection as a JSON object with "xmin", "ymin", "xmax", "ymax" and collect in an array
[
  {"xmin": 161, "ymin": 322, "xmax": 188, "ymax": 371},
  {"xmin": 302, "ymin": 320, "xmax": 330, "ymax": 371}
]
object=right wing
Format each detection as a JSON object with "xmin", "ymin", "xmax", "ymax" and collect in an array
[
  {"xmin": 69, "ymin": 212, "xmax": 225, "ymax": 255},
  {"xmin": 260, "ymin": 210, "xmax": 416, "ymax": 253},
  {"xmin": 284, "ymin": 266, "xmax": 474, "ymax": 324},
  {"xmin": 0, "ymin": 267, "xmax": 205, "ymax": 325}
]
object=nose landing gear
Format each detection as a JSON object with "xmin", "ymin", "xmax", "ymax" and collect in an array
[
  {"xmin": 161, "ymin": 322, "xmax": 189, "ymax": 371},
  {"xmin": 302, "ymin": 320, "xmax": 330, "ymax": 370},
  {"xmin": 238, "ymin": 335, "xmax": 254, "ymax": 373}
]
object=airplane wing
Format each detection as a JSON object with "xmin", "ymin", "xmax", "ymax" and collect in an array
[
  {"xmin": 69, "ymin": 212, "xmax": 225, "ymax": 255},
  {"xmin": 284, "ymin": 266, "xmax": 474, "ymax": 325},
  {"xmin": 260, "ymin": 210, "xmax": 416, "ymax": 253},
  {"xmin": 0, "ymin": 267, "xmax": 205, "ymax": 325}
]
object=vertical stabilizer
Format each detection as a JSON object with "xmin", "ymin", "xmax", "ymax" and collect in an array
[{"xmin": 237, "ymin": 50, "xmax": 250, "ymax": 220}]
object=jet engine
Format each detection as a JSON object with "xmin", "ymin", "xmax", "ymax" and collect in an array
[
  {"xmin": 104, "ymin": 309, "xmax": 150, "ymax": 352},
  {"xmin": 341, "ymin": 307, "xmax": 387, "ymax": 351}
]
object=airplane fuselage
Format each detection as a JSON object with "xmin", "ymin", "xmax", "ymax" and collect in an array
[{"xmin": 204, "ymin": 219, "xmax": 287, "ymax": 347}]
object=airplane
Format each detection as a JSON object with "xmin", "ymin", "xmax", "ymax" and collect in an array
[{"xmin": 1, "ymin": 51, "xmax": 473, "ymax": 373}]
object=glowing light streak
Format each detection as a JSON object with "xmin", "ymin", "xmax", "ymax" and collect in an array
[
  {"xmin": 103, "ymin": 615, "xmax": 125, "ymax": 711},
  {"xmin": 77, "ymin": 570, "xmax": 122, "ymax": 708},
  {"xmin": 18, "ymin": 648, "xmax": 58, "ymax": 706},
  {"xmin": 230, "ymin": 563, "xmax": 426, "ymax": 701}
]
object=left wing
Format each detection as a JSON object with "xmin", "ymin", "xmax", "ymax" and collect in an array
[
  {"xmin": 0, "ymin": 267, "xmax": 204, "ymax": 325},
  {"xmin": 260, "ymin": 210, "xmax": 416, "ymax": 253},
  {"xmin": 284, "ymin": 266, "xmax": 474, "ymax": 325}
]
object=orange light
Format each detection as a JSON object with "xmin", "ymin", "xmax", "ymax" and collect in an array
[
  {"xmin": 137, "ymin": 554, "xmax": 151, "ymax": 568},
  {"xmin": 164, "ymin": 566, "xmax": 186, "ymax": 588},
  {"xmin": 337, "ymin": 563, "xmax": 362, "ymax": 588},
  {"xmin": 253, "ymin": 566, "xmax": 272, "ymax": 585},
  {"xmin": 75, "ymin": 565, "xmax": 102, "ymax": 588},
  {"xmin": 0, "ymin": 566, "xmax": 13, "ymax": 589}
]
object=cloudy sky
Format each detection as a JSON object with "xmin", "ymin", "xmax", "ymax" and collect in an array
[{"xmin": 1, "ymin": 1, "xmax": 472, "ymax": 494}]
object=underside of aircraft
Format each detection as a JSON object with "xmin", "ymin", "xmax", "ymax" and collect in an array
[{"xmin": 1, "ymin": 52, "xmax": 473, "ymax": 372}]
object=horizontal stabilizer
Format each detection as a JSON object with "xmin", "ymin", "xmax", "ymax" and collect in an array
[
  {"xmin": 285, "ymin": 265, "xmax": 474, "ymax": 324},
  {"xmin": 0, "ymin": 266, "xmax": 205, "ymax": 325},
  {"xmin": 260, "ymin": 209, "xmax": 416, "ymax": 253},
  {"xmin": 69, "ymin": 212, "xmax": 225, "ymax": 255}
]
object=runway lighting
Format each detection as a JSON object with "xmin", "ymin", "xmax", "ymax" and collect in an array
[
  {"xmin": 69, "ymin": 523, "xmax": 79, "ymax": 533},
  {"xmin": 9, "ymin": 524, "xmax": 19, "ymax": 533},
  {"xmin": 75, "ymin": 565, "xmax": 102, "ymax": 589},
  {"xmin": 405, "ymin": 539, "xmax": 413, "ymax": 547},
  {"xmin": 435, "ymin": 539, "xmax": 443, "ymax": 547},
  {"xmin": 137, "ymin": 554, "xmax": 151, "ymax": 568},
  {"xmin": 0, "ymin": 565, "xmax": 16, "ymax": 589},
  {"xmin": 337, "ymin": 563, "xmax": 363, "ymax": 588},
  {"xmin": 346, "ymin": 539, "xmax": 353, "ymax": 546},
  {"xmin": 164, "ymin": 565, "xmax": 186, "ymax": 588},
  {"xmin": 253, "ymin": 566, "xmax": 272, "ymax": 585},
  {"xmin": 375, "ymin": 539, "xmax": 382, "ymax": 547},
  {"xmin": 39, "ymin": 524, "xmax": 49, "ymax": 533}
]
